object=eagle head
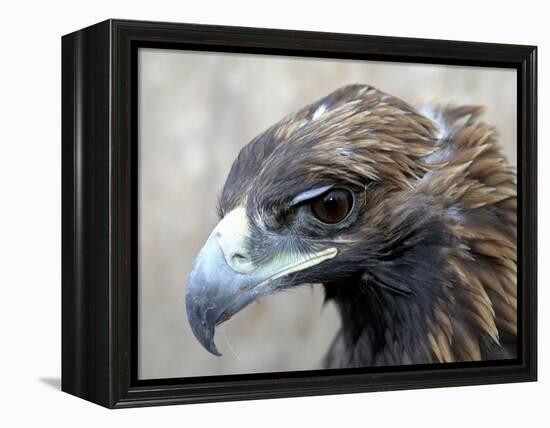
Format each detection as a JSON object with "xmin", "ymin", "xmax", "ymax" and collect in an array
[{"xmin": 185, "ymin": 84, "xmax": 516, "ymax": 365}]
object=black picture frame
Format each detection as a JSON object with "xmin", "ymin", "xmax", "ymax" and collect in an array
[{"xmin": 61, "ymin": 19, "xmax": 537, "ymax": 408}]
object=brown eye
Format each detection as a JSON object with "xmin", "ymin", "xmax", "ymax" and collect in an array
[{"xmin": 312, "ymin": 189, "xmax": 353, "ymax": 224}]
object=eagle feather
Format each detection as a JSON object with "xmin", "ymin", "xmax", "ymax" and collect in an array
[{"xmin": 188, "ymin": 84, "xmax": 517, "ymax": 368}]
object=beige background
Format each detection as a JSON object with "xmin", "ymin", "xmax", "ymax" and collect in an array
[{"xmin": 138, "ymin": 48, "xmax": 516, "ymax": 379}]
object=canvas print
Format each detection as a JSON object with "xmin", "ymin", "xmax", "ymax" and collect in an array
[{"xmin": 138, "ymin": 49, "xmax": 517, "ymax": 379}]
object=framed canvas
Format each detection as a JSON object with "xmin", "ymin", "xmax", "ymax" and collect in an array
[{"xmin": 61, "ymin": 19, "xmax": 537, "ymax": 408}]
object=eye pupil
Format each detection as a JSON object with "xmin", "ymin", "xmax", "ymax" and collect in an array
[
  {"xmin": 324, "ymin": 196, "xmax": 339, "ymax": 212},
  {"xmin": 312, "ymin": 189, "xmax": 353, "ymax": 224}
]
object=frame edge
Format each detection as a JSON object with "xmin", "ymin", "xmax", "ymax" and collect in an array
[{"xmin": 61, "ymin": 19, "xmax": 114, "ymax": 408}]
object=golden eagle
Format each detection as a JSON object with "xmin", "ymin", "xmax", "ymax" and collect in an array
[{"xmin": 185, "ymin": 84, "xmax": 517, "ymax": 367}]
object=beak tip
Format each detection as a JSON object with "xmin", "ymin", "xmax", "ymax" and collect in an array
[
  {"xmin": 186, "ymin": 295, "xmax": 223, "ymax": 357},
  {"xmin": 187, "ymin": 317, "xmax": 223, "ymax": 356},
  {"xmin": 209, "ymin": 345, "xmax": 222, "ymax": 357}
]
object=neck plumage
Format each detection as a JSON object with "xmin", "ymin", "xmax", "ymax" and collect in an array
[
  {"xmin": 323, "ymin": 213, "xmax": 516, "ymax": 369},
  {"xmin": 323, "ymin": 232, "xmax": 448, "ymax": 367}
]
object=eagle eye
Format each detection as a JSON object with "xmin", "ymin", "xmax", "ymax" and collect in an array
[{"xmin": 311, "ymin": 189, "xmax": 353, "ymax": 224}]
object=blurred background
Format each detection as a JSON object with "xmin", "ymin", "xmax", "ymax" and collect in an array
[{"xmin": 138, "ymin": 48, "xmax": 517, "ymax": 380}]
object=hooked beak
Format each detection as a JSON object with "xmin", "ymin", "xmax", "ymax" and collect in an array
[{"xmin": 185, "ymin": 207, "xmax": 337, "ymax": 356}]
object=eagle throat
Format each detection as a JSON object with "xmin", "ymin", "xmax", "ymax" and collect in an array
[
  {"xmin": 322, "ymin": 218, "xmax": 453, "ymax": 368},
  {"xmin": 322, "ymin": 209, "xmax": 515, "ymax": 368}
]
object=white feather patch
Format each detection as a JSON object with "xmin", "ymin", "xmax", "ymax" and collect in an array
[
  {"xmin": 312, "ymin": 104, "xmax": 327, "ymax": 120},
  {"xmin": 418, "ymin": 105, "xmax": 449, "ymax": 140}
]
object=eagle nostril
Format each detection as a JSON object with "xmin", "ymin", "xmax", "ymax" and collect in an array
[
  {"xmin": 228, "ymin": 251, "xmax": 254, "ymax": 272},
  {"xmin": 231, "ymin": 252, "xmax": 248, "ymax": 263}
]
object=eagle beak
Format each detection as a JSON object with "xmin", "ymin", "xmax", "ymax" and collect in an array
[{"xmin": 185, "ymin": 207, "xmax": 337, "ymax": 356}]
